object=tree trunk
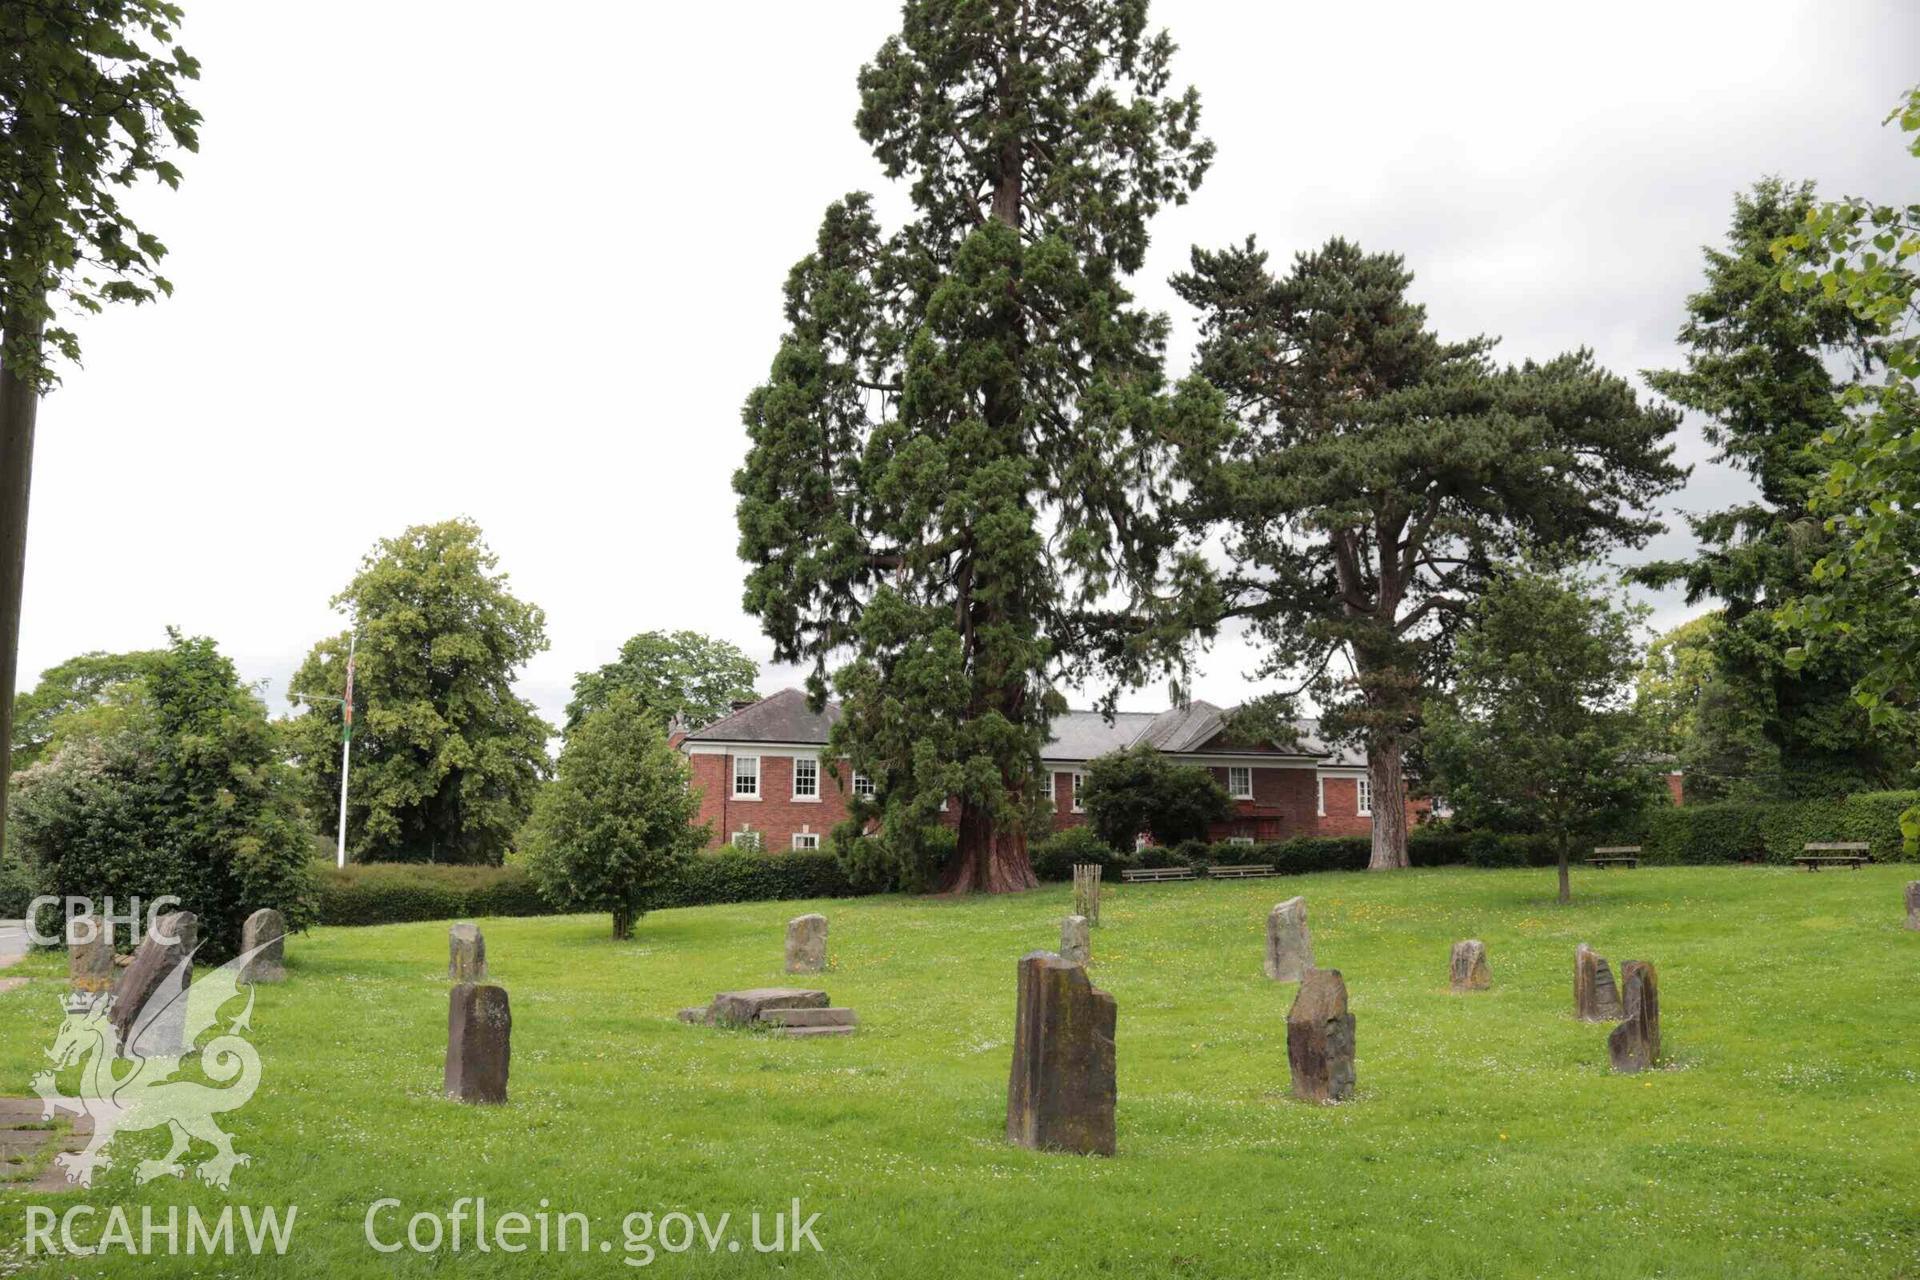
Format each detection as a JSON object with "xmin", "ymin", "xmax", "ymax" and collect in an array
[
  {"xmin": 1365, "ymin": 737, "xmax": 1410, "ymax": 870},
  {"xmin": 0, "ymin": 304, "xmax": 43, "ymax": 856},
  {"xmin": 942, "ymin": 798, "xmax": 1038, "ymax": 894},
  {"xmin": 1556, "ymin": 832, "xmax": 1571, "ymax": 905},
  {"xmin": 612, "ymin": 902, "xmax": 636, "ymax": 941}
]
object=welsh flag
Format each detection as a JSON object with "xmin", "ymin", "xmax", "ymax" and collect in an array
[{"xmin": 341, "ymin": 648, "xmax": 356, "ymax": 743}]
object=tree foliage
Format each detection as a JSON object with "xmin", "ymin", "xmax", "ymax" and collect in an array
[
  {"xmin": 520, "ymin": 691, "xmax": 707, "ymax": 940},
  {"xmin": 1, "ymin": 0, "xmax": 201, "ymax": 862},
  {"xmin": 1173, "ymin": 238, "xmax": 1682, "ymax": 870},
  {"xmin": 565, "ymin": 630, "xmax": 757, "ymax": 735},
  {"xmin": 1080, "ymin": 742, "xmax": 1229, "ymax": 848},
  {"xmin": 1632, "ymin": 179, "xmax": 1903, "ymax": 796},
  {"xmin": 1776, "ymin": 85, "xmax": 1920, "ymax": 850},
  {"xmin": 8, "ymin": 629, "xmax": 316, "ymax": 960},
  {"xmin": 10, "ymin": 647, "xmax": 161, "ymax": 771},
  {"xmin": 285, "ymin": 518, "xmax": 552, "ymax": 865},
  {"xmin": 1, "ymin": 0, "xmax": 201, "ymax": 385},
  {"xmin": 1427, "ymin": 566, "xmax": 1660, "ymax": 903},
  {"xmin": 736, "ymin": 0, "xmax": 1221, "ymax": 892},
  {"xmin": 1631, "ymin": 614, "xmax": 1774, "ymax": 803}
]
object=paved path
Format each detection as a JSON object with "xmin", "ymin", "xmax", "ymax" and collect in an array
[{"xmin": 0, "ymin": 919, "xmax": 27, "ymax": 968}]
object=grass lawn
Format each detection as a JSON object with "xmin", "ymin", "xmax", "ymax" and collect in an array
[{"xmin": 1, "ymin": 864, "xmax": 1917, "ymax": 1278}]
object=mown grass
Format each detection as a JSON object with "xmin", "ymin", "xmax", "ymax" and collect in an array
[{"xmin": 0, "ymin": 865, "xmax": 1916, "ymax": 1278}]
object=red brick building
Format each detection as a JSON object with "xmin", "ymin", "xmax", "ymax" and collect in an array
[{"xmin": 679, "ymin": 689, "xmax": 1426, "ymax": 852}]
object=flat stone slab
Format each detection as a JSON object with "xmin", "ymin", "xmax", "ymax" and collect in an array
[
  {"xmin": 778, "ymin": 1025, "xmax": 856, "ymax": 1039},
  {"xmin": 0, "ymin": 1097, "xmax": 51, "ymax": 1126},
  {"xmin": 0, "ymin": 1130, "xmax": 51, "ymax": 1157},
  {"xmin": 708, "ymin": 988, "xmax": 829, "ymax": 1027},
  {"xmin": 758, "ymin": 1007, "xmax": 857, "ymax": 1028}
]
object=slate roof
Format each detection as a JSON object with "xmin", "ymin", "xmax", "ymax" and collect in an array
[
  {"xmin": 683, "ymin": 690, "xmax": 1344, "ymax": 763},
  {"xmin": 682, "ymin": 688, "xmax": 839, "ymax": 744}
]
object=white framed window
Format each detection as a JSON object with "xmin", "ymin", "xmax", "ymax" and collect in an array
[
  {"xmin": 851, "ymin": 770, "xmax": 876, "ymax": 798},
  {"xmin": 1356, "ymin": 777, "xmax": 1372, "ymax": 816},
  {"xmin": 1228, "ymin": 766, "xmax": 1253, "ymax": 800},
  {"xmin": 733, "ymin": 755, "xmax": 760, "ymax": 799},
  {"xmin": 1071, "ymin": 772, "xmax": 1087, "ymax": 813},
  {"xmin": 733, "ymin": 828, "xmax": 763, "ymax": 851},
  {"xmin": 1317, "ymin": 776, "xmax": 1326, "ymax": 817},
  {"xmin": 791, "ymin": 832, "xmax": 820, "ymax": 851},
  {"xmin": 792, "ymin": 755, "xmax": 819, "ymax": 800},
  {"xmin": 1049, "ymin": 772, "xmax": 1063, "ymax": 811},
  {"xmin": 1228, "ymin": 835, "xmax": 1255, "ymax": 847},
  {"xmin": 1135, "ymin": 833, "xmax": 1151, "ymax": 851}
]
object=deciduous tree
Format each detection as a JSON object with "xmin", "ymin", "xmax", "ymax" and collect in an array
[
  {"xmin": 285, "ymin": 519, "xmax": 552, "ymax": 865},
  {"xmin": 0, "ymin": 0, "xmax": 201, "ymax": 852},
  {"xmin": 1427, "ymin": 566, "xmax": 1659, "ymax": 904},
  {"xmin": 521, "ymin": 691, "xmax": 706, "ymax": 940},
  {"xmin": 1081, "ymin": 742, "xmax": 1228, "ymax": 849},
  {"xmin": 1778, "ymin": 85, "xmax": 1920, "ymax": 850},
  {"xmin": 10, "ymin": 647, "xmax": 161, "ymax": 771},
  {"xmin": 737, "ymin": 0, "xmax": 1221, "ymax": 893},
  {"xmin": 1173, "ymin": 238, "xmax": 1681, "ymax": 870},
  {"xmin": 565, "ymin": 630, "xmax": 757, "ymax": 735}
]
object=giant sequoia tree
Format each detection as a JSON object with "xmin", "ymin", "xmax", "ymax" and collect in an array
[
  {"xmin": 737, "ymin": 0, "xmax": 1220, "ymax": 892},
  {"xmin": 1174, "ymin": 239, "xmax": 1682, "ymax": 869}
]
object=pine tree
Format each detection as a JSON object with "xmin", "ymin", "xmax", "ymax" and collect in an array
[
  {"xmin": 1173, "ymin": 238, "xmax": 1682, "ymax": 869},
  {"xmin": 736, "ymin": 0, "xmax": 1220, "ymax": 892},
  {"xmin": 1633, "ymin": 179, "xmax": 1907, "ymax": 795}
]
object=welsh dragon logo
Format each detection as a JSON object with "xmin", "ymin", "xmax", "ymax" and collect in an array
[{"xmin": 31, "ymin": 940, "xmax": 272, "ymax": 1190}]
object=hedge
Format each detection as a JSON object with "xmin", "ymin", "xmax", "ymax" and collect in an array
[
  {"xmin": 1642, "ymin": 791, "xmax": 1920, "ymax": 864},
  {"xmin": 315, "ymin": 863, "xmax": 556, "ymax": 927},
  {"xmin": 315, "ymin": 848, "xmax": 872, "ymax": 928}
]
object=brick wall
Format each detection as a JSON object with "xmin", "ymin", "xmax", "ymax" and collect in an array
[{"xmin": 688, "ymin": 751, "xmax": 855, "ymax": 853}]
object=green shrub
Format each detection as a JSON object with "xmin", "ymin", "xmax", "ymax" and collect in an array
[
  {"xmin": 645, "ymin": 848, "xmax": 860, "ymax": 909},
  {"xmin": 1841, "ymin": 791, "xmax": 1920, "ymax": 860},
  {"xmin": 0, "ymin": 857, "xmax": 35, "ymax": 918},
  {"xmin": 315, "ymin": 863, "xmax": 557, "ymax": 927},
  {"xmin": 1030, "ymin": 826, "xmax": 1125, "ymax": 881},
  {"xmin": 1465, "ymin": 830, "xmax": 1526, "ymax": 868},
  {"xmin": 1638, "ymin": 792, "xmax": 1920, "ymax": 864},
  {"xmin": 1643, "ymin": 802, "xmax": 1766, "ymax": 864}
]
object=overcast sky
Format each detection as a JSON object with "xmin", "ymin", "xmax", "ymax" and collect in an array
[{"xmin": 18, "ymin": 0, "xmax": 1920, "ymax": 733}]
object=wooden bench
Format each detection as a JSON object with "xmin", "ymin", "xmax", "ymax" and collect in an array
[
  {"xmin": 1794, "ymin": 842, "xmax": 1870, "ymax": 871},
  {"xmin": 1119, "ymin": 866, "xmax": 1197, "ymax": 883},
  {"xmin": 1587, "ymin": 846, "xmax": 1641, "ymax": 869},
  {"xmin": 1207, "ymin": 864, "xmax": 1276, "ymax": 880}
]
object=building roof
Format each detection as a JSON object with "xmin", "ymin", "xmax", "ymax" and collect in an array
[
  {"xmin": 683, "ymin": 691, "xmax": 1353, "ymax": 764},
  {"xmin": 681, "ymin": 688, "xmax": 838, "ymax": 744}
]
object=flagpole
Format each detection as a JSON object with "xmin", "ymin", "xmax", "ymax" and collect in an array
[{"xmin": 336, "ymin": 630, "xmax": 357, "ymax": 869}]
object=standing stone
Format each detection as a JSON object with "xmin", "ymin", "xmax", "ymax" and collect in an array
[
  {"xmin": 1907, "ymin": 882, "xmax": 1920, "ymax": 931},
  {"xmin": 1287, "ymin": 967, "xmax": 1356, "ymax": 1103},
  {"xmin": 449, "ymin": 923, "xmax": 487, "ymax": 982},
  {"xmin": 1264, "ymin": 897, "xmax": 1314, "ymax": 981},
  {"xmin": 445, "ymin": 983, "xmax": 511, "ymax": 1104},
  {"xmin": 1606, "ymin": 960, "xmax": 1661, "ymax": 1073},
  {"xmin": 67, "ymin": 915, "xmax": 115, "ymax": 994},
  {"xmin": 1574, "ymin": 943, "xmax": 1624, "ymax": 1022},
  {"xmin": 240, "ymin": 909, "xmax": 287, "ymax": 983},
  {"xmin": 1059, "ymin": 915, "xmax": 1091, "ymax": 966},
  {"xmin": 785, "ymin": 913, "xmax": 828, "ymax": 974},
  {"xmin": 110, "ymin": 911, "xmax": 198, "ymax": 1057},
  {"xmin": 1449, "ymin": 939, "xmax": 1491, "ymax": 992},
  {"xmin": 1005, "ymin": 951, "xmax": 1116, "ymax": 1156},
  {"xmin": 1072, "ymin": 864, "xmax": 1102, "ymax": 927}
]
